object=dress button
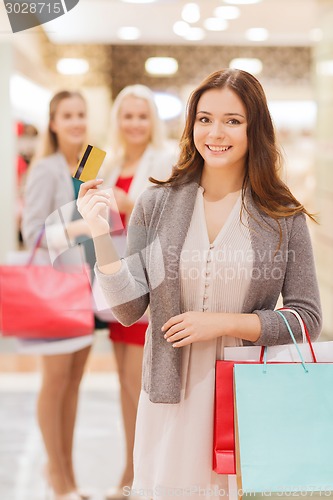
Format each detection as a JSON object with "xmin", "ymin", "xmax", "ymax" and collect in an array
[
  {"xmin": 206, "ymin": 258, "xmax": 212, "ymax": 263},
  {"xmin": 210, "ymin": 244, "xmax": 214, "ymax": 249},
  {"xmin": 205, "ymin": 282, "xmax": 210, "ymax": 287},
  {"xmin": 203, "ymin": 306, "xmax": 208, "ymax": 312},
  {"xmin": 205, "ymin": 270, "xmax": 211, "ymax": 276},
  {"xmin": 203, "ymin": 295, "xmax": 208, "ymax": 300}
]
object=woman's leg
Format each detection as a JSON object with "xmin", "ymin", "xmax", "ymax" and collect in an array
[
  {"xmin": 61, "ymin": 346, "xmax": 91, "ymax": 491},
  {"xmin": 113, "ymin": 342, "xmax": 143, "ymax": 488},
  {"xmin": 38, "ymin": 353, "xmax": 74, "ymax": 494}
]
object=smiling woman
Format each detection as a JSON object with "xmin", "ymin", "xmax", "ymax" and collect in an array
[
  {"xmin": 21, "ymin": 90, "xmax": 95, "ymax": 500},
  {"xmin": 76, "ymin": 69, "xmax": 322, "ymax": 499}
]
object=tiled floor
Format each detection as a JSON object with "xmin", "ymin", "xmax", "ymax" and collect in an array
[
  {"xmin": 0, "ymin": 332, "xmax": 125, "ymax": 500},
  {"xmin": 2, "ymin": 333, "xmax": 333, "ymax": 500}
]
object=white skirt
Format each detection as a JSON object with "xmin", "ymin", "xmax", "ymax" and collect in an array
[
  {"xmin": 132, "ymin": 338, "xmax": 239, "ymax": 500},
  {"xmin": 16, "ymin": 335, "xmax": 93, "ymax": 355}
]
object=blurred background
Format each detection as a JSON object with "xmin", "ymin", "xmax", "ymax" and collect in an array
[{"xmin": 1, "ymin": 0, "xmax": 333, "ymax": 498}]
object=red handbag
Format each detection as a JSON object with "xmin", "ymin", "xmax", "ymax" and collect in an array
[{"xmin": 0, "ymin": 234, "xmax": 94, "ymax": 338}]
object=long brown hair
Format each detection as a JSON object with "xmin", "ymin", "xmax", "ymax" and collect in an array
[{"xmin": 151, "ymin": 69, "xmax": 315, "ymax": 222}]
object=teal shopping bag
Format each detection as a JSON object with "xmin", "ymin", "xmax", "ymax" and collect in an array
[{"xmin": 234, "ymin": 311, "xmax": 333, "ymax": 494}]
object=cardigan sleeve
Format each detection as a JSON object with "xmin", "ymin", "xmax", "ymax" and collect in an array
[
  {"xmin": 252, "ymin": 213, "xmax": 322, "ymax": 345},
  {"xmin": 95, "ymin": 189, "xmax": 158, "ymax": 326}
]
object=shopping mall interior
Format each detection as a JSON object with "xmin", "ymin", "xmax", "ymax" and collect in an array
[{"xmin": 1, "ymin": 0, "xmax": 333, "ymax": 499}]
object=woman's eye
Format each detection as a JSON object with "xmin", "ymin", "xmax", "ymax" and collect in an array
[
  {"xmin": 199, "ymin": 117, "xmax": 210, "ymax": 123},
  {"xmin": 227, "ymin": 118, "xmax": 240, "ymax": 125}
]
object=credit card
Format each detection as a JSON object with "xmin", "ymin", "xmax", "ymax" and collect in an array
[{"xmin": 73, "ymin": 144, "xmax": 106, "ymax": 182}]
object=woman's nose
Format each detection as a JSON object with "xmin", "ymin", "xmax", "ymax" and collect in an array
[{"xmin": 208, "ymin": 122, "xmax": 225, "ymax": 139}]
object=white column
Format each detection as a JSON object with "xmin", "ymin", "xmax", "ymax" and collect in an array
[{"xmin": 0, "ymin": 42, "xmax": 16, "ymax": 263}]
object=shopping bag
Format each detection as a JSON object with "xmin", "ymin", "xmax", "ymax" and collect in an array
[
  {"xmin": 213, "ymin": 308, "xmax": 311, "ymax": 475},
  {"xmin": 213, "ymin": 359, "xmax": 236, "ymax": 474},
  {"xmin": 0, "ymin": 233, "xmax": 94, "ymax": 338},
  {"xmin": 234, "ymin": 310, "xmax": 333, "ymax": 493},
  {"xmin": 214, "ymin": 356, "xmax": 265, "ymax": 474}
]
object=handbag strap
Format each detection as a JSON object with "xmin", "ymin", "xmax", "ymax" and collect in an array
[{"xmin": 27, "ymin": 227, "xmax": 45, "ymax": 266}]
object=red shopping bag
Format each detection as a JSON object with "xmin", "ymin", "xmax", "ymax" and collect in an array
[
  {"xmin": 213, "ymin": 358, "xmax": 261, "ymax": 474},
  {"xmin": 213, "ymin": 359, "xmax": 237, "ymax": 474}
]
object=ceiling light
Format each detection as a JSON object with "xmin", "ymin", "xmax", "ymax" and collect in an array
[
  {"xmin": 145, "ymin": 57, "xmax": 178, "ymax": 76},
  {"xmin": 214, "ymin": 6, "xmax": 240, "ymax": 20},
  {"xmin": 183, "ymin": 27, "xmax": 205, "ymax": 41},
  {"xmin": 223, "ymin": 0, "xmax": 262, "ymax": 4},
  {"xmin": 154, "ymin": 92, "xmax": 183, "ymax": 120},
  {"xmin": 117, "ymin": 26, "xmax": 141, "ymax": 40},
  {"xmin": 245, "ymin": 28, "xmax": 268, "ymax": 41},
  {"xmin": 181, "ymin": 3, "xmax": 200, "ymax": 24},
  {"xmin": 229, "ymin": 58, "xmax": 263, "ymax": 75},
  {"xmin": 56, "ymin": 58, "xmax": 89, "ymax": 75},
  {"xmin": 204, "ymin": 18, "xmax": 228, "ymax": 31},
  {"xmin": 173, "ymin": 21, "xmax": 191, "ymax": 37}
]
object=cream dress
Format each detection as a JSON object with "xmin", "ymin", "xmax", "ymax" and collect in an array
[{"xmin": 133, "ymin": 187, "xmax": 254, "ymax": 499}]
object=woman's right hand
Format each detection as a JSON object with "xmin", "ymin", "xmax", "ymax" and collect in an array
[{"xmin": 77, "ymin": 179, "xmax": 112, "ymax": 238}]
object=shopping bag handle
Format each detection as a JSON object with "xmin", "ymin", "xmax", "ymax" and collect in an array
[
  {"xmin": 259, "ymin": 309, "xmax": 316, "ymax": 362},
  {"xmin": 274, "ymin": 311, "xmax": 308, "ymax": 372},
  {"xmin": 260, "ymin": 310, "xmax": 317, "ymax": 373},
  {"xmin": 27, "ymin": 228, "xmax": 45, "ymax": 266}
]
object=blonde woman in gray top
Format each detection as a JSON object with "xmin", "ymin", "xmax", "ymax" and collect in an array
[
  {"xmin": 101, "ymin": 85, "xmax": 176, "ymax": 499},
  {"xmin": 22, "ymin": 91, "xmax": 93, "ymax": 500}
]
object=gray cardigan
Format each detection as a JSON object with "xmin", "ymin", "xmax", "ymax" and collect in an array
[
  {"xmin": 22, "ymin": 152, "xmax": 75, "ymax": 249},
  {"xmin": 21, "ymin": 152, "xmax": 84, "ymax": 267},
  {"xmin": 96, "ymin": 179, "xmax": 322, "ymax": 404}
]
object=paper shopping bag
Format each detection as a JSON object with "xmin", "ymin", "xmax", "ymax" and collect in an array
[
  {"xmin": 214, "ymin": 308, "xmax": 329, "ymax": 476},
  {"xmin": 234, "ymin": 362, "xmax": 333, "ymax": 493},
  {"xmin": 213, "ymin": 359, "xmax": 262, "ymax": 474},
  {"xmin": 213, "ymin": 360, "xmax": 236, "ymax": 474}
]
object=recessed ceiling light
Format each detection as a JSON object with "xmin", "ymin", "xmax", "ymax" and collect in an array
[
  {"xmin": 145, "ymin": 57, "xmax": 178, "ymax": 76},
  {"xmin": 204, "ymin": 18, "xmax": 228, "ymax": 31},
  {"xmin": 173, "ymin": 21, "xmax": 191, "ymax": 37},
  {"xmin": 245, "ymin": 27, "xmax": 268, "ymax": 41},
  {"xmin": 56, "ymin": 58, "xmax": 89, "ymax": 75},
  {"xmin": 229, "ymin": 58, "xmax": 263, "ymax": 74},
  {"xmin": 117, "ymin": 26, "xmax": 141, "ymax": 40},
  {"xmin": 214, "ymin": 6, "xmax": 240, "ymax": 20},
  {"xmin": 183, "ymin": 27, "xmax": 205, "ymax": 41},
  {"xmin": 223, "ymin": 0, "xmax": 262, "ymax": 4},
  {"xmin": 181, "ymin": 3, "xmax": 200, "ymax": 24}
]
